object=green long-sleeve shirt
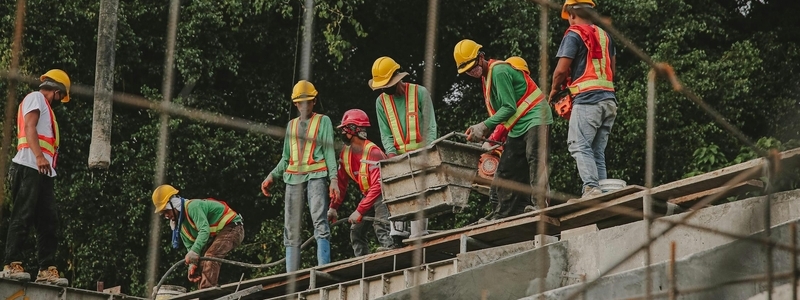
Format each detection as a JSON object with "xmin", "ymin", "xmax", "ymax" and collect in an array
[
  {"xmin": 484, "ymin": 63, "xmax": 553, "ymax": 138},
  {"xmin": 270, "ymin": 114, "xmax": 338, "ymax": 185},
  {"xmin": 180, "ymin": 199, "xmax": 243, "ymax": 254},
  {"xmin": 375, "ymin": 83, "xmax": 438, "ymax": 155}
]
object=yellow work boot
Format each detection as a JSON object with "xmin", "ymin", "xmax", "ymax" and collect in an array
[
  {"xmin": 0, "ymin": 262, "xmax": 31, "ymax": 281},
  {"xmin": 35, "ymin": 266, "xmax": 68, "ymax": 286}
]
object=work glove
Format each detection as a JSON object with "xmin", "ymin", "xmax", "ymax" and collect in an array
[
  {"xmin": 261, "ymin": 174, "xmax": 274, "ymax": 197},
  {"xmin": 465, "ymin": 122, "xmax": 489, "ymax": 143},
  {"xmin": 329, "ymin": 180, "xmax": 340, "ymax": 202},
  {"xmin": 185, "ymin": 250, "xmax": 200, "ymax": 265},
  {"xmin": 187, "ymin": 264, "xmax": 201, "ymax": 283},
  {"xmin": 348, "ymin": 210, "xmax": 363, "ymax": 224},
  {"xmin": 481, "ymin": 142, "xmax": 494, "ymax": 150},
  {"xmin": 327, "ymin": 208, "xmax": 339, "ymax": 223}
]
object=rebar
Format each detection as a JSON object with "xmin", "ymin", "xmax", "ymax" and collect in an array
[
  {"xmin": 536, "ymin": 2, "xmax": 550, "ymax": 296},
  {"xmin": 644, "ymin": 67, "xmax": 658, "ymax": 300},
  {"xmin": 0, "ymin": 0, "xmax": 26, "ymax": 226},
  {"xmin": 669, "ymin": 241, "xmax": 677, "ymax": 300},
  {"xmin": 791, "ymin": 222, "xmax": 797, "ymax": 300}
]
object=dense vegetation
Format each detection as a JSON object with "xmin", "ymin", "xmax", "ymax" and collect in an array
[{"xmin": 0, "ymin": 0, "xmax": 798, "ymax": 296}]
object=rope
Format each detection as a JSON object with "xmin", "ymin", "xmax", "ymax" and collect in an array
[{"xmin": 151, "ymin": 216, "xmax": 389, "ymax": 299}]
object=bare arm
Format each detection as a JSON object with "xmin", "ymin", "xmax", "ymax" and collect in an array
[
  {"xmin": 611, "ymin": 56, "xmax": 616, "ymax": 78},
  {"xmin": 550, "ymin": 57, "xmax": 573, "ymax": 99},
  {"xmin": 24, "ymin": 110, "xmax": 51, "ymax": 175}
]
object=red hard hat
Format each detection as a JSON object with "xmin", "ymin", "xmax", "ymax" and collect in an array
[{"xmin": 338, "ymin": 109, "xmax": 370, "ymax": 128}]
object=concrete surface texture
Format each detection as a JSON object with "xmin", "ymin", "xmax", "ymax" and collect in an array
[
  {"xmin": 748, "ymin": 280, "xmax": 800, "ymax": 300},
  {"xmin": 525, "ymin": 219, "xmax": 799, "ymax": 300},
  {"xmin": 376, "ymin": 241, "xmax": 569, "ymax": 300},
  {"xmin": 562, "ymin": 189, "xmax": 800, "ymax": 282}
]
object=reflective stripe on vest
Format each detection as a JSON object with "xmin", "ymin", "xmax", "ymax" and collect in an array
[
  {"xmin": 380, "ymin": 84, "xmax": 422, "ymax": 154},
  {"xmin": 341, "ymin": 141, "xmax": 378, "ymax": 194},
  {"xmin": 482, "ymin": 61, "xmax": 546, "ymax": 130},
  {"xmin": 287, "ymin": 114, "xmax": 327, "ymax": 174},
  {"xmin": 181, "ymin": 199, "xmax": 239, "ymax": 243},
  {"xmin": 16, "ymin": 99, "xmax": 60, "ymax": 167},
  {"xmin": 566, "ymin": 25, "xmax": 615, "ymax": 95}
]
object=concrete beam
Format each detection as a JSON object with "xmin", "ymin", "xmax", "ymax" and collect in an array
[{"xmin": 0, "ymin": 279, "xmax": 145, "ymax": 300}]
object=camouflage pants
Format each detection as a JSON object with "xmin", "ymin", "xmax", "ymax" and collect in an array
[{"xmin": 199, "ymin": 223, "xmax": 244, "ymax": 288}]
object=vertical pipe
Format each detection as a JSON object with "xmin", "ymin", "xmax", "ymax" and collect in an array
[
  {"xmin": 644, "ymin": 68, "xmax": 657, "ymax": 300},
  {"xmin": 146, "ymin": 0, "xmax": 180, "ymax": 293},
  {"xmin": 765, "ymin": 162, "xmax": 774, "ymax": 300},
  {"xmin": 669, "ymin": 241, "xmax": 676, "ymax": 300},
  {"xmin": 299, "ymin": 0, "xmax": 314, "ymax": 81},
  {"xmin": 0, "ymin": 0, "xmax": 26, "ymax": 225},
  {"xmin": 791, "ymin": 222, "xmax": 797, "ymax": 300},
  {"xmin": 88, "ymin": 0, "xmax": 119, "ymax": 170},
  {"xmin": 536, "ymin": 2, "xmax": 550, "ymax": 296}
]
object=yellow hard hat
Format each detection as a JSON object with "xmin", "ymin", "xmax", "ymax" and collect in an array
[
  {"xmin": 505, "ymin": 56, "xmax": 530, "ymax": 74},
  {"xmin": 40, "ymin": 69, "xmax": 71, "ymax": 103},
  {"xmin": 562, "ymin": 0, "xmax": 596, "ymax": 19},
  {"xmin": 291, "ymin": 80, "xmax": 318, "ymax": 102},
  {"xmin": 152, "ymin": 184, "xmax": 179, "ymax": 213},
  {"xmin": 454, "ymin": 39, "xmax": 483, "ymax": 74},
  {"xmin": 370, "ymin": 57, "xmax": 400, "ymax": 88}
]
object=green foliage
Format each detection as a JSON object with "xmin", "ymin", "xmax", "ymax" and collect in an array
[{"xmin": 0, "ymin": 0, "xmax": 798, "ymax": 297}]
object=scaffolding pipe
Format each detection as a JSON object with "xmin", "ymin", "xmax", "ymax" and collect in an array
[
  {"xmin": 0, "ymin": 0, "xmax": 26, "ymax": 225},
  {"xmin": 536, "ymin": 2, "xmax": 550, "ymax": 296},
  {"xmin": 644, "ymin": 67, "xmax": 658, "ymax": 299},
  {"xmin": 88, "ymin": 0, "xmax": 119, "ymax": 170}
]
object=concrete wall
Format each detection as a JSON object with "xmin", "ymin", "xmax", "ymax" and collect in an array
[
  {"xmin": 0, "ymin": 279, "xmax": 144, "ymax": 300},
  {"xmin": 377, "ymin": 242, "xmax": 569, "ymax": 300},
  {"xmin": 562, "ymin": 189, "xmax": 800, "ymax": 282},
  {"xmin": 527, "ymin": 219, "xmax": 799, "ymax": 300}
]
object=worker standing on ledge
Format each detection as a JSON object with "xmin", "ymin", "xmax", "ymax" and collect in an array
[
  {"xmin": 550, "ymin": 0, "xmax": 618, "ymax": 199},
  {"xmin": 453, "ymin": 40, "xmax": 553, "ymax": 220},
  {"xmin": 1, "ymin": 70, "xmax": 71, "ymax": 286},
  {"xmin": 261, "ymin": 80, "xmax": 339, "ymax": 272},
  {"xmin": 370, "ymin": 57, "xmax": 437, "ymax": 242},
  {"xmin": 152, "ymin": 185, "xmax": 244, "ymax": 289},
  {"xmin": 329, "ymin": 109, "xmax": 396, "ymax": 256}
]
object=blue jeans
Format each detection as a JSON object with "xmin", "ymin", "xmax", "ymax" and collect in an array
[
  {"xmin": 283, "ymin": 178, "xmax": 331, "ymax": 247},
  {"xmin": 350, "ymin": 197, "xmax": 394, "ymax": 257},
  {"xmin": 567, "ymin": 99, "xmax": 617, "ymax": 190}
]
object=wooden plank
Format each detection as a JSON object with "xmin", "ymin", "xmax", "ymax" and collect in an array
[
  {"xmin": 668, "ymin": 179, "xmax": 764, "ymax": 208},
  {"xmin": 649, "ymin": 148, "xmax": 800, "ymax": 201},
  {"xmin": 546, "ymin": 185, "xmax": 645, "ymax": 215},
  {"xmin": 558, "ymin": 191, "xmax": 646, "ymax": 230}
]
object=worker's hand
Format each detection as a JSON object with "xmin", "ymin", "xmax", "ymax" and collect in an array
[
  {"xmin": 329, "ymin": 182, "xmax": 340, "ymax": 202},
  {"xmin": 187, "ymin": 264, "xmax": 201, "ymax": 283},
  {"xmin": 327, "ymin": 208, "xmax": 338, "ymax": 223},
  {"xmin": 482, "ymin": 142, "xmax": 494, "ymax": 150},
  {"xmin": 35, "ymin": 155, "xmax": 51, "ymax": 176},
  {"xmin": 185, "ymin": 250, "xmax": 200, "ymax": 265},
  {"xmin": 261, "ymin": 174, "xmax": 274, "ymax": 197},
  {"xmin": 549, "ymin": 89, "xmax": 558, "ymax": 102},
  {"xmin": 465, "ymin": 122, "xmax": 489, "ymax": 143},
  {"xmin": 348, "ymin": 211, "xmax": 363, "ymax": 224}
]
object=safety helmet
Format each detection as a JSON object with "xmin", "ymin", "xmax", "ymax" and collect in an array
[
  {"xmin": 505, "ymin": 56, "xmax": 530, "ymax": 74},
  {"xmin": 291, "ymin": 80, "xmax": 318, "ymax": 102},
  {"xmin": 39, "ymin": 69, "xmax": 71, "ymax": 103},
  {"xmin": 562, "ymin": 0, "xmax": 596, "ymax": 19},
  {"xmin": 370, "ymin": 57, "xmax": 401, "ymax": 89},
  {"xmin": 152, "ymin": 184, "xmax": 179, "ymax": 213},
  {"xmin": 338, "ymin": 109, "xmax": 370, "ymax": 128},
  {"xmin": 454, "ymin": 39, "xmax": 483, "ymax": 74}
]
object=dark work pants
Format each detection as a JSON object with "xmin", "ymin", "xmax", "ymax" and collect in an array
[
  {"xmin": 491, "ymin": 125, "xmax": 550, "ymax": 219},
  {"xmin": 4, "ymin": 163, "xmax": 59, "ymax": 270},
  {"xmin": 350, "ymin": 197, "xmax": 394, "ymax": 257}
]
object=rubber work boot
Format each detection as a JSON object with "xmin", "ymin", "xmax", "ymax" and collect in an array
[
  {"xmin": 317, "ymin": 239, "xmax": 331, "ymax": 266},
  {"xmin": 35, "ymin": 266, "xmax": 68, "ymax": 286},
  {"xmin": 0, "ymin": 262, "xmax": 31, "ymax": 281}
]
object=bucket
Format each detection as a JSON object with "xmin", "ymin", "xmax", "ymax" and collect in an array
[
  {"xmin": 599, "ymin": 179, "xmax": 626, "ymax": 192},
  {"xmin": 152, "ymin": 285, "xmax": 187, "ymax": 300}
]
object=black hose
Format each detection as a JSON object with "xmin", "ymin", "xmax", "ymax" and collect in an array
[{"xmin": 151, "ymin": 216, "xmax": 389, "ymax": 299}]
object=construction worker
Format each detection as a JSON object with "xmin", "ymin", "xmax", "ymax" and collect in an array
[
  {"xmin": 549, "ymin": 0, "xmax": 617, "ymax": 198},
  {"xmin": 328, "ymin": 109, "xmax": 396, "ymax": 256},
  {"xmin": 369, "ymin": 57, "xmax": 437, "ymax": 240},
  {"xmin": 454, "ymin": 40, "xmax": 553, "ymax": 220},
  {"xmin": 0, "ymin": 70, "xmax": 71, "ymax": 286},
  {"xmin": 151, "ymin": 185, "xmax": 244, "ymax": 289},
  {"xmin": 505, "ymin": 56, "xmax": 530, "ymax": 75},
  {"xmin": 261, "ymin": 80, "xmax": 339, "ymax": 272},
  {"xmin": 484, "ymin": 56, "xmax": 532, "ymax": 145}
]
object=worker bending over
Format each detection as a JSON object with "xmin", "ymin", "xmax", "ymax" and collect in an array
[
  {"xmin": 370, "ymin": 56, "xmax": 437, "ymax": 241},
  {"xmin": 152, "ymin": 185, "xmax": 244, "ymax": 289},
  {"xmin": 454, "ymin": 40, "xmax": 553, "ymax": 220},
  {"xmin": 329, "ymin": 109, "xmax": 396, "ymax": 256},
  {"xmin": 261, "ymin": 80, "xmax": 339, "ymax": 271}
]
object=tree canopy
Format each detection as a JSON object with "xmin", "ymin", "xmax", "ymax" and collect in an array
[{"xmin": 0, "ymin": 0, "xmax": 798, "ymax": 296}]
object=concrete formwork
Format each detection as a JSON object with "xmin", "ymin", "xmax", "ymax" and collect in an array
[{"xmin": 0, "ymin": 279, "xmax": 145, "ymax": 300}]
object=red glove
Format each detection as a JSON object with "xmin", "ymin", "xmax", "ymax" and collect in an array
[{"xmin": 188, "ymin": 264, "xmax": 201, "ymax": 283}]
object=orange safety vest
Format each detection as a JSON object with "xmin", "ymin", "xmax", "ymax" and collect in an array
[
  {"xmin": 380, "ymin": 83, "xmax": 422, "ymax": 154},
  {"xmin": 180, "ymin": 199, "xmax": 239, "ymax": 243},
  {"xmin": 482, "ymin": 61, "xmax": 546, "ymax": 130},
  {"xmin": 341, "ymin": 141, "xmax": 379, "ymax": 194},
  {"xmin": 16, "ymin": 98, "xmax": 60, "ymax": 168},
  {"xmin": 286, "ymin": 113, "xmax": 327, "ymax": 174},
  {"xmin": 565, "ymin": 25, "xmax": 615, "ymax": 95}
]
